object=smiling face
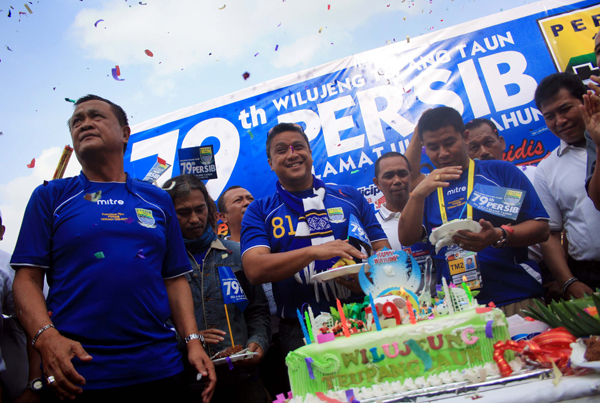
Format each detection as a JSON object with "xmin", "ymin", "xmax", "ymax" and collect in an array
[
  {"xmin": 467, "ymin": 123, "xmax": 505, "ymax": 161},
  {"xmin": 373, "ymin": 156, "xmax": 411, "ymax": 211},
  {"xmin": 268, "ymin": 130, "xmax": 314, "ymax": 191},
  {"xmin": 540, "ymin": 88, "xmax": 586, "ymax": 144},
  {"xmin": 69, "ymin": 100, "xmax": 129, "ymax": 161},
  {"xmin": 174, "ymin": 189, "xmax": 209, "ymax": 240},
  {"xmin": 422, "ymin": 125, "xmax": 470, "ymax": 169}
]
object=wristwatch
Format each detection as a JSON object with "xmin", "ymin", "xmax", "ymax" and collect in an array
[
  {"xmin": 27, "ymin": 378, "xmax": 43, "ymax": 392},
  {"xmin": 185, "ymin": 333, "xmax": 207, "ymax": 350},
  {"xmin": 492, "ymin": 227, "xmax": 509, "ymax": 249}
]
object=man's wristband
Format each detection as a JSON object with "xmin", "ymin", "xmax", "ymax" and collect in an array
[
  {"xmin": 32, "ymin": 324, "xmax": 55, "ymax": 347},
  {"xmin": 562, "ymin": 277, "xmax": 579, "ymax": 295},
  {"xmin": 185, "ymin": 333, "xmax": 207, "ymax": 350}
]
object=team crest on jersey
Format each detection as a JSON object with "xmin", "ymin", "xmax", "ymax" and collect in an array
[
  {"xmin": 135, "ymin": 208, "xmax": 156, "ymax": 228},
  {"xmin": 327, "ymin": 207, "xmax": 345, "ymax": 223}
]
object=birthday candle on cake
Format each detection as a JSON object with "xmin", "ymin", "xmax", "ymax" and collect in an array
[
  {"xmin": 308, "ymin": 306, "xmax": 316, "ymax": 338},
  {"xmin": 406, "ymin": 299, "xmax": 417, "ymax": 325},
  {"xmin": 368, "ymin": 293, "xmax": 382, "ymax": 331},
  {"xmin": 297, "ymin": 308, "xmax": 311, "ymax": 345},
  {"xmin": 304, "ymin": 311, "xmax": 314, "ymax": 343},
  {"xmin": 442, "ymin": 277, "xmax": 455, "ymax": 315},
  {"xmin": 462, "ymin": 275, "xmax": 473, "ymax": 305},
  {"xmin": 336, "ymin": 299, "xmax": 351, "ymax": 337}
]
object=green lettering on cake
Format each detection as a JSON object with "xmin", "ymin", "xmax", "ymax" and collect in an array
[
  {"xmin": 444, "ymin": 333, "xmax": 463, "ymax": 348},
  {"xmin": 450, "ymin": 350, "xmax": 467, "ymax": 365},
  {"xmin": 406, "ymin": 360, "xmax": 422, "ymax": 376},
  {"xmin": 322, "ymin": 375, "xmax": 336, "ymax": 390},
  {"xmin": 389, "ymin": 363, "xmax": 405, "ymax": 378},
  {"xmin": 378, "ymin": 365, "xmax": 393, "ymax": 382},
  {"xmin": 365, "ymin": 367, "xmax": 378, "ymax": 382},
  {"xmin": 341, "ymin": 349, "xmax": 360, "ymax": 368},
  {"xmin": 348, "ymin": 371, "xmax": 362, "ymax": 386},
  {"xmin": 416, "ymin": 338, "xmax": 429, "ymax": 351},
  {"xmin": 339, "ymin": 374, "xmax": 350, "ymax": 388},
  {"xmin": 435, "ymin": 352, "xmax": 452, "ymax": 370},
  {"xmin": 465, "ymin": 347, "xmax": 482, "ymax": 363}
]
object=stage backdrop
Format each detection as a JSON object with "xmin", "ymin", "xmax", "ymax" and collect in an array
[{"xmin": 125, "ymin": 0, "xmax": 600, "ymax": 234}]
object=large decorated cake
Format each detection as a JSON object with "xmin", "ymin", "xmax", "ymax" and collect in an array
[{"xmin": 285, "ymin": 249, "xmax": 513, "ymax": 401}]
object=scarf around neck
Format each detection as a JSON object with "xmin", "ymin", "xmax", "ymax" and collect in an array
[{"xmin": 184, "ymin": 226, "xmax": 217, "ymax": 255}]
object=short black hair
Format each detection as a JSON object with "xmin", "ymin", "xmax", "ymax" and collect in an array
[
  {"xmin": 69, "ymin": 94, "xmax": 130, "ymax": 153},
  {"xmin": 266, "ymin": 123, "xmax": 311, "ymax": 159},
  {"xmin": 417, "ymin": 107, "xmax": 465, "ymax": 141},
  {"xmin": 218, "ymin": 185, "xmax": 242, "ymax": 213},
  {"xmin": 163, "ymin": 174, "xmax": 217, "ymax": 233},
  {"xmin": 374, "ymin": 152, "xmax": 412, "ymax": 178},
  {"xmin": 534, "ymin": 72, "xmax": 587, "ymax": 109},
  {"xmin": 464, "ymin": 118, "xmax": 498, "ymax": 137}
]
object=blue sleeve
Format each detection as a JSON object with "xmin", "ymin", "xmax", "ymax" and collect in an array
[
  {"xmin": 241, "ymin": 200, "xmax": 271, "ymax": 256},
  {"xmin": 10, "ymin": 185, "xmax": 55, "ymax": 269},
  {"xmin": 352, "ymin": 187, "xmax": 387, "ymax": 243},
  {"xmin": 160, "ymin": 193, "xmax": 192, "ymax": 279},
  {"xmin": 497, "ymin": 162, "xmax": 549, "ymax": 223}
]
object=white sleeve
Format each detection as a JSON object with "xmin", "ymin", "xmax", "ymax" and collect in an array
[{"xmin": 533, "ymin": 164, "xmax": 563, "ymax": 232}]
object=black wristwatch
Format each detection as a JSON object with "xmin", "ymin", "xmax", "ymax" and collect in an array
[
  {"xmin": 27, "ymin": 378, "xmax": 43, "ymax": 392},
  {"xmin": 492, "ymin": 227, "xmax": 509, "ymax": 249}
]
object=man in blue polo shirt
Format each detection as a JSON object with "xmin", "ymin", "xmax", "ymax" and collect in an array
[
  {"xmin": 399, "ymin": 107, "xmax": 550, "ymax": 317},
  {"xmin": 11, "ymin": 95, "xmax": 216, "ymax": 402},
  {"xmin": 241, "ymin": 123, "xmax": 390, "ymax": 356}
]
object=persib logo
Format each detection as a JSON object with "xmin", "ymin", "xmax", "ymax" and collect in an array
[{"xmin": 97, "ymin": 199, "xmax": 124, "ymax": 205}]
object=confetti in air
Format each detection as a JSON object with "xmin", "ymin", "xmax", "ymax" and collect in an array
[
  {"xmin": 84, "ymin": 191, "xmax": 102, "ymax": 202},
  {"xmin": 27, "ymin": 158, "xmax": 35, "ymax": 168},
  {"xmin": 94, "ymin": 251, "xmax": 105, "ymax": 259},
  {"xmin": 94, "ymin": 19, "xmax": 104, "ymax": 27},
  {"xmin": 242, "ymin": 72, "xmax": 250, "ymax": 80},
  {"xmin": 145, "ymin": 49, "xmax": 154, "ymax": 57}
]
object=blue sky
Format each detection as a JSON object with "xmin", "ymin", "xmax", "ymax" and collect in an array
[{"xmin": 0, "ymin": 0, "xmax": 535, "ymax": 253}]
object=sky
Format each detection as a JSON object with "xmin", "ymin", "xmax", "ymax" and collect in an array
[{"xmin": 0, "ymin": 0, "xmax": 536, "ymax": 254}]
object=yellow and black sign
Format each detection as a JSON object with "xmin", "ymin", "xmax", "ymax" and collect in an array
[{"xmin": 538, "ymin": 4, "xmax": 600, "ymax": 79}]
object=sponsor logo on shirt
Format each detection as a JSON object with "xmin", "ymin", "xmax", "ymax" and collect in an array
[
  {"xmin": 446, "ymin": 185, "xmax": 467, "ymax": 195},
  {"xmin": 327, "ymin": 207, "xmax": 345, "ymax": 223},
  {"xmin": 135, "ymin": 208, "xmax": 156, "ymax": 228},
  {"xmin": 96, "ymin": 199, "xmax": 125, "ymax": 205}
]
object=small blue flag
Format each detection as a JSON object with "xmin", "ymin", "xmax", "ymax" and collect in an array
[{"xmin": 218, "ymin": 266, "xmax": 249, "ymax": 312}]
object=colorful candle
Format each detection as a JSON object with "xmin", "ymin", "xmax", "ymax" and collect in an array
[
  {"xmin": 297, "ymin": 308, "xmax": 311, "ymax": 345},
  {"xmin": 462, "ymin": 275, "xmax": 473, "ymax": 305},
  {"xmin": 368, "ymin": 293, "xmax": 382, "ymax": 331},
  {"xmin": 337, "ymin": 299, "xmax": 351, "ymax": 337},
  {"xmin": 406, "ymin": 299, "xmax": 417, "ymax": 325},
  {"xmin": 308, "ymin": 306, "xmax": 316, "ymax": 338},
  {"xmin": 442, "ymin": 277, "xmax": 455, "ymax": 315},
  {"xmin": 304, "ymin": 311, "xmax": 314, "ymax": 343}
]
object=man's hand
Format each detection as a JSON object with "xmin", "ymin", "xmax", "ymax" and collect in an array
[
  {"xmin": 588, "ymin": 75, "xmax": 600, "ymax": 96},
  {"xmin": 580, "ymin": 92, "xmax": 600, "ymax": 148},
  {"xmin": 453, "ymin": 219, "xmax": 501, "ymax": 252},
  {"xmin": 310, "ymin": 239, "xmax": 367, "ymax": 262},
  {"xmin": 35, "ymin": 331, "xmax": 92, "ymax": 400},
  {"xmin": 237, "ymin": 342, "xmax": 264, "ymax": 366},
  {"xmin": 187, "ymin": 342, "xmax": 216, "ymax": 403},
  {"xmin": 199, "ymin": 329, "xmax": 226, "ymax": 345},
  {"xmin": 412, "ymin": 167, "xmax": 463, "ymax": 200},
  {"xmin": 565, "ymin": 281, "xmax": 594, "ymax": 300}
]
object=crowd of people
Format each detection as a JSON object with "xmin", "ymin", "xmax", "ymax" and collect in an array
[{"xmin": 1, "ymin": 31, "xmax": 600, "ymax": 403}]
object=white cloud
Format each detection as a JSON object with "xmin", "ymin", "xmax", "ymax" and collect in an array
[{"xmin": 0, "ymin": 147, "xmax": 82, "ymax": 255}]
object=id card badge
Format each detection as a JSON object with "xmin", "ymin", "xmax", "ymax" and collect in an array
[{"xmin": 445, "ymin": 245, "xmax": 482, "ymax": 290}]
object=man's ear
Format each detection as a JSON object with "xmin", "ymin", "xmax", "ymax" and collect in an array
[
  {"xmin": 218, "ymin": 212, "xmax": 228, "ymax": 224},
  {"xmin": 0, "ymin": 225, "xmax": 5, "ymax": 241},
  {"xmin": 498, "ymin": 135, "xmax": 506, "ymax": 151},
  {"xmin": 122, "ymin": 126, "xmax": 131, "ymax": 143},
  {"xmin": 373, "ymin": 177, "xmax": 379, "ymax": 189},
  {"xmin": 268, "ymin": 158, "xmax": 273, "ymax": 171},
  {"xmin": 463, "ymin": 129, "xmax": 470, "ymax": 143}
]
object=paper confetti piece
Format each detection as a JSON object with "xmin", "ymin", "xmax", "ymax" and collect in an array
[
  {"xmin": 94, "ymin": 19, "xmax": 104, "ymax": 27},
  {"xmin": 116, "ymin": 65, "xmax": 121, "ymax": 76},
  {"xmin": 219, "ymin": 4, "xmax": 226, "ymax": 9},
  {"xmin": 275, "ymin": 44, "xmax": 279, "ymax": 51},
  {"xmin": 327, "ymin": 4, "xmax": 330, "ymax": 10},
  {"xmin": 7, "ymin": 10, "xmax": 11, "ymax": 17},
  {"xmin": 351, "ymin": 170, "xmax": 359, "ymax": 174},
  {"xmin": 405, "ymin": 339, "xmax": 432, "ymax": 370},
  {"xmin": 247, "ymin": 130, "xmax": 254, "ymax": 139},
  {"xmin": 345, "ymin": 390, "xmax": 359, "ymax": 403},
  {"xmin": 125, "ymin": 217, "xmax": 134, "ymax": 224},
  {"xmin": 225, "ymin": 356, "xmax": 234, "ymax": 370},
  {"xmin": 26, "ymin": 158, "xmax": 35, "ymax": 168},
  {"xmin": 111, "ymin": 67, "xmax": 125, "ymax": 81},
  {"xmin": 318, "ymin": 27, "xmax": 323, "ymax": 33},
  {"xmin": 277, "ymin": 22, "xmax": 281, "ymax": 27},
  {"xmin": 145, "ymin": 49, "xmax": 153, "ymax": 57},
  {"xmin": 196, "ymin": 373, "xmax": 202, "ymax": 381},
  {"xmin": 84, "ymin": 191, "xmax": 102, "ymax": 202},
  {"xmin": 139, "ymin": 1, "xmax": 147, "ymax": 4},
  {"xmin": 24, "ymin": 3, "xmax": 32, "ymax": 13},
  {"xmin": 65, "ymin": 98, "xmax": 76, "ymax": 103},
  {"xmin": 315, "ymin": 392, "xmax": 342, "ymax": 403},
  {"xmin": 43, "ymin": 180, "xmax": 49, "ymax": 186},
  {"xmin": 94, "ymin": 251, "xmax": 105, "ymax": 259},
  {"xmin": 6, "ymin": 46, "xmax": 12, "ymax": 51},
  {"xmin": 551, "ymin": 360, "xmax": 562, "ymax": 386},
  {"xmin": 254, "ymin": 52, "xmax": 259, "ymax": 57},
  {"xmin": 485, "ymin": 320, "xmax": 494, "ymax": 338},
  {"xmin": 406, "ymin": 35, "xmax": 410, "ymax": 43},
  {"xmin": 242, "ymin": 72, "xmax": 250, "ymax": 80},
  {"xmin": 305, "ymin": 357, "xmax": 315, "ymax": 379},
  {"xmin": 135, "ymin": 249, "xmax": 146, "ymax": 259}
]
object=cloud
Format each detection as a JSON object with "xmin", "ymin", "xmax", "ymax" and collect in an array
[{"xmin": 0, "ymin": 147, "xmax": 82, "ymax": 255}]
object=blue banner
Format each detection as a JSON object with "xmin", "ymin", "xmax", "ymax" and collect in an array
[
  {"xmin": 468, "ymin": 184, "xmax": 526, "ymax": 220},
  {"xmin": 217, "ymin": 266, "xmax": 249, "ymax": 312},
  {"xmin": 125, "ymin": 1, "xmax": 600, "ymax": 215},
  {"xmin": 178, "ymin": 145, "xmax": 217, "ymax": 180}
]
